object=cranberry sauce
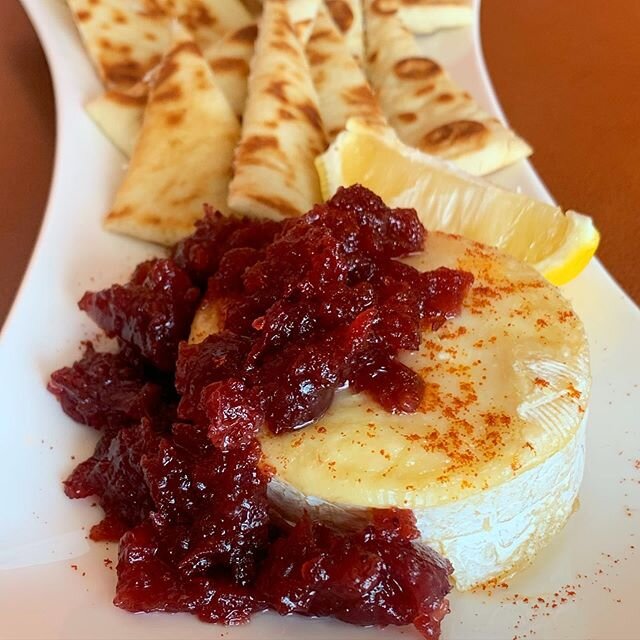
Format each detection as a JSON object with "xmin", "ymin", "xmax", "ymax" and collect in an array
[{"xmin": 49, "ymin": 186, "xmax": 472, "ymax": 638}]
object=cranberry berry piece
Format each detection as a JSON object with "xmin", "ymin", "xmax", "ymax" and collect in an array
[
  {"xmin": 202, "ymin": 379, "xmax": 263, "ymax": 450},
  {"xmin": 47, "ymin": 342, "xmax": 163, "ymax": 433},
  {"xmin": 79, "ymin": 259, "xmax": 200, "ymax": 372},
  {"xmin": 64, "ymin": 419, "xmax": 161, "ymax": 540},
  {"xmin": 172, "ymin": 207, "xmax": 282, "ymax": 286},
  {"xmin": 257, "ymin": 508, "xmax": 452, "ymax": 639},
  {"xmin": 175, "ymin": 332, "xmax": 251, "ymax": 423}
]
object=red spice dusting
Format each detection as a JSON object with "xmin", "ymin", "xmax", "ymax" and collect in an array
[{"xmin": 47, "ymin": 187, "xmax": 468, "ymax": 638}]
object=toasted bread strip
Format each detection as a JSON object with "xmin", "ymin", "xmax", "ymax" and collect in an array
[
  {"xmin": 66, "ymin": 0, "xmax": 170, "ymax": 91},
  {"xmin": 85, "ymin": 91, "xmax": 146, "ymax": 157},
  {"xmin": 87, "ymin": 22, "xmax": 257, "ymax": 156},
  {"xmin": 307, "ymin": 5, "xmax": 385, "ymax": 141},
  {"xmin": 203, "ymin": 23, "xmax": 258, "ymax": 118},
  {"xmin": 104, "ymin": 25, "xmax": 240, "ymax": 245},
  {"xmin": 326, "ymin": 0, "xmax": 364, "ymax": 61},
  {"xmin": 363, "ymin": 0, "xmax": 531, "ymax": 175},
  {"xmin": 228, "ymin": 0, "xmax": 326, "ymax": 219},
  {"xmin": 398, "ymin": 0, "xmax": 472, "ymax": 34}
]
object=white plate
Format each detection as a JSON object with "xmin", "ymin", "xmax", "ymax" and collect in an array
[{"xmin": 1, "ymin": 1, "xmax": 638, "ymax": 639}]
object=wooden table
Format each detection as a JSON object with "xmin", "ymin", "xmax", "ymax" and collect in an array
[{"xmin": 1, "ymin": 0, "xmax": 638, "ymax": 327}]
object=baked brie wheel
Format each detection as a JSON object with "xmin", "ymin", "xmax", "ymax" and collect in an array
[{"xmin": 191, "ymin": 231, "xmax": 591, "ymax": 590}]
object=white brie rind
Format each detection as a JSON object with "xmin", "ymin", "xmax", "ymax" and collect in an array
[{"xmin": 258, "ymin": 232, "xmax": 591, "ymax": 590}]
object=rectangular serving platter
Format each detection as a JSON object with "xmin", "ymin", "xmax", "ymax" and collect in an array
[{"xmin": 1, "ymin": 1, "xmax": 639, "ymax": 638}]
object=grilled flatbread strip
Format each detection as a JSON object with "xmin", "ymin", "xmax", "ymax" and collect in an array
[
  {"xmin": 203, "ymin": 23, "xmax": 258, "ymax": 119},
  {"xmin": 104, "ymin": 25, "xmax": 240, "ymax": 245},
  {"xmin": 155, "ymin": 0, "xmax": 253, "ymax": 49},
  {"xmin": 398, "ymin": 0, "xmax": 472, "ymax": 35},
  {"xmin": 86, "ymin": 23, "xmax": 257, "ymax": 157},
  {"xmin": 285, "ymin": 0, "xmax": 322, "ymax": 43},
  {"xmin": 85, "ymin": 91, "xmax": 146, "ymax": 157},
  {"xmin": 66, "ymin": 0, "xmax": 170, "ymax": 92},
  {"xmin": 326, "ymin": 0, "xmax": 364, "ymax": 61},
  {"xmin": 228, "ymin": 0, "xmax": 326, "ymax": 220},
  {"xmin": 364, "ymin": 0, "xmax": 531, "ymax": 175},
  {"xmin": 307, "ymin": 5, "xmax": 385, "ymax": 141}
]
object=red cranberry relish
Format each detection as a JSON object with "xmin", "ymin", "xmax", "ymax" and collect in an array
[{"xmin": 48, "ymin": 185, "xmax": 474, "ymax": 639}]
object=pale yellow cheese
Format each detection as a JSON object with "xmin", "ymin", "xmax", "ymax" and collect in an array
[
  {"xmin": 260, "ymin": 232, "xmax": 589, "ymax": 507},
  {"xmin": 189, "ymin": 232, "xmax": 590, "ymax": 588}
]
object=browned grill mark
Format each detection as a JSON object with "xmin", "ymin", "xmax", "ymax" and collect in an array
[
  {"xmin": 307, "ymin": 50, "xmax": 330, "ymax": 66},
  {"xmin": 76, "ymin": 10, "xmax": 92, "ymax": 21},
  {"xmin": 436, "ymin": 93, "xmax": 454, "ymax": 103},
  {"xmin": 171, "ymin": 41, "xmax": 201, "ymax": 57},
  {"xmin": 326, "ymin": 0, "xmax": 354, "ymax": 32},
  {"xmin": 153, "ymin": 84, "xmax": 182, "ymax": 102},
  {"xmin": 238, "ymin": 135, "xmax": 280, "ymax": 156},
  {"xmin": 421, "ymin": 120, "xmax": 488, "ymax": 153},
  {"xmin": 272, "ymin": 40, "xmax": 300, "ymax": 56},
  {"xmin": 415, "ymin": 83, "xmax": 436, "ymax": 96},
  {"xmin": 232, "ymin": 23, "xmax": 259, "ymax": 43},
  {"xmin": 297, "ymin": 101, "xmax": 324, "ymax": 133},
  {"xmin": 112, "ymin": 9, "xmax": 127, "ymax": 24},
  {"xmin": 278, "ymin": 108, "xmax": 296, "ymax": 120},
  {"xmin": 308, "ymin": 28, "xmax": 334, "ymax": 42},
  {"xmin": 397, "ymin": 112, "xmax": 417, "ymax": 123},
  {"xmin": 210, "ymin": 57, "xmax": 250, "ymax": 75},
  {"xmin": 341, "ymin": 83, "xmax": 377, "ymax": 106},
  {"xmin": 266, "ymin": 79, "xmax": 289, "ymax": 102},
  {"xmin": 371, "ymin": 0, "xmax": 398, "ymax": 15},
  {"xmin": 394, "ymin": 57, "xmax": 441, "ymax": 80},
  {"xmin": 165, "ymin": 110, "xmax": 185, "ymax": 126},
  {"xmin": 180, "ymin": 6, "xmax": 215, "ymax": 30},
  {"xmin": 104, "ymin": 90, "xmax": 147, "ymax": 106}
]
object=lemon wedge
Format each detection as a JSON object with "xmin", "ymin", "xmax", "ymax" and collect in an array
[{"xmin": 316, "ymin": 120, "xmax": 600, "ymax": 285}]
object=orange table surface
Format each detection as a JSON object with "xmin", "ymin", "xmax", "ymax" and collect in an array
[{"xmin": 1, "ymin": 0, "xmax": 638, "ymax": 328}]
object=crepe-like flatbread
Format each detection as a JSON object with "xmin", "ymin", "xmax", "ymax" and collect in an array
[
  {"xmin": 104, "ymin": 25, "xmax": 240, "ymax": 245},
  {"xmin": 85, "ymin": 91, "xmax": 146, "ymax": 157},
  {"xmin": 203, "ymin": 23, "xmax": 258, "ymax": 118},
  {"xmin": 364, "ymin": 0, "xmax": 531, "ymax": 175},
  {"xmin": 228, "ymin": 0, "xmax": 326, "ymax": 219},
  {"xmin": 307, "ymin": 5, "xmax": 385, "ymax": 141},
  {"xmin": 326, "ymin": 0, "xmax": 364, "ymax": 61},
  {"xmin": 285, "ymin": 0, "xmax": 321, "ymax": 43},
  {"xmin": 87, "ymin": 23, "xmax": 256, "ymax": 157},
  {"xmin": 398, "ymin": 0, "xmax": 472, "ymax": 35},
  {"xmin": 66, "ymin": 0, "xmax": 171, "ymax": 91},
  {"xmin": 155, "ymin": 0, "xmax": 253, "ymax": 49}
]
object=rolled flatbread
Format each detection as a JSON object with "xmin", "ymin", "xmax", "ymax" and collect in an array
[
  {"xmin": 66, "ymin": 0, "xmax": 170, "ymax": 91},
  {"xmin": 203, "ymin": 23, "xmax": 258, "ymax": 118},
  {"xmin": 363, "ymin": 0, "xmax": 531, "ymax": 175},
  {"xmin": 307, "ymin": 5, "xmax": 385, "ymax": 141},
  {"xmin": 326, "ymin": 0, "xmax": 364, "ymax": 61},
  {"xmin": 85, "ymin": 91, "xmax": 145, "ymax": 157},
  {"xmin": 398, "ymin": 0, "xmax": 473, "ymax": 34},
  {"xmin": 86, "ymin": 22, "xmax": 257, "ymax": 156},
  {"xmin": 228, "ymin": 0, "xmax": 326, "ymax": 219},
  {"xmin": 104, "ymin": 25, "xmax": 240, "ymax": 245}
]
